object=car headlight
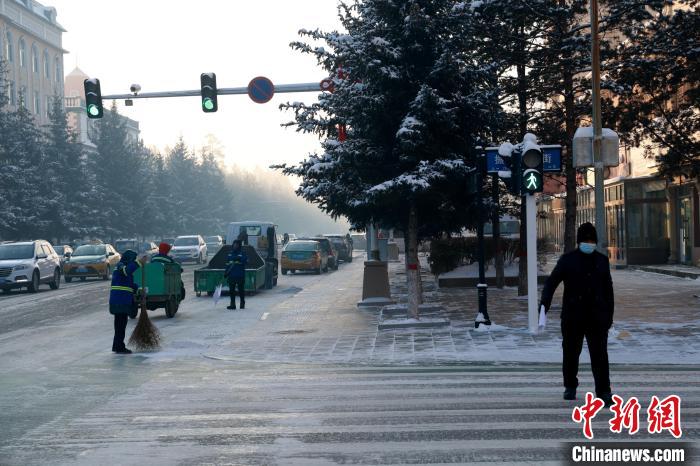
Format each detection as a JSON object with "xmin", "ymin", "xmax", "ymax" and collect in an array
[{"xmin": 14, "ymin": 264, "xmax": 28, "ymax": 271}]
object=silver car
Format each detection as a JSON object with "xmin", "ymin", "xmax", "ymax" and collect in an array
[{"xmin": 0, "ymin": 241, "xmax": 62, "ymax": 293}]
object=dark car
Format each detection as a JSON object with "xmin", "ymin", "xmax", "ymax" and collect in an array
[
  {"xmin": 323, "ymin": 234, "xmax": 353, "ymax": 263},
  {"xmin": 301, "ymin": 237, "xmax": 338, "ymax": 271},
  {"xmin": 52, "ymin": 245, "xmax": 74, "ymax": 267}
]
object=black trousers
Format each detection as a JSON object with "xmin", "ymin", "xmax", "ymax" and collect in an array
[
  {"xmin": 112, "ymin": 314, "xmax": 128, "ymax": 351},
  {"xmin": 561, "ymin": 320, "xmax": 611, "ymax": 396},
  {"xmin": 228, "ymin": 277, "xmax": 245, "ymax": 307}
]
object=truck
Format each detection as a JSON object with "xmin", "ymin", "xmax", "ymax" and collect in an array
[
  {"xmin": 226, "ymin": 221, "xmax": 279, "ymax": 286},
  {"xmin": 194, "ymin": 244, "xmax": 271, "ymax": 298}
]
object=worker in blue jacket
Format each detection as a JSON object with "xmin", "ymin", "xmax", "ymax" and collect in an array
[
  {"xmin": 225, "ymin": 240, "xmax": 247, "ymax": 310},
  {"xmin": 109, "ymin": 250, "xmax": 140, "ymax": 354}
]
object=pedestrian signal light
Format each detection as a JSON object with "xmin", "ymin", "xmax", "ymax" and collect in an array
[
  {"xmin": 200, "ymin": 73, "xmax": 218, "ymax": 113},
  {"xmin": 521, "ymin": 143, "xmax": 543, "ymax": 194},
  {"xmin": 83, "ymin": 78, "xmax": 103, "ymax": 119}
]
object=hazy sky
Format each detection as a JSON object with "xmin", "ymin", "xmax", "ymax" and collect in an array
[{"xmin": 50, "ymin": 0, "xmax": 342, "ymax": 170}]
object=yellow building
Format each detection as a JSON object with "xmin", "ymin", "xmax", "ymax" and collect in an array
[{"xmin": 1, "ymin": 0, "xmax": 65, "ymax": 125}]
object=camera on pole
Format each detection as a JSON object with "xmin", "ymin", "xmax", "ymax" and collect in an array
[
  {"xmin": 200, "ymin": 73, "xmax": 218, "ymax": 113},
  {"xmin": 83, "ymin": 78, "xmax": 103, "ymax": 119},
  {"xmin": 521, "ymin": 140, "xmax": 544, "ymax": 194}
]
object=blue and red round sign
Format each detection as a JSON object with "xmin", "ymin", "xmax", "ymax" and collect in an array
[{"xmin": 247, "ymin": 76, "xmax": 275, "ymax": 104}]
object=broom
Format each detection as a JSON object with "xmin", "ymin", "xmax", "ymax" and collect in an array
[{"xmin": 129, "ymin": 258, "xmax": 161, "ymax": 351}]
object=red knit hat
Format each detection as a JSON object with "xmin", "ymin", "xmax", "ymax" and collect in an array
[{"xmin": 159, "ymin": 242, "xmax": 172, "ymax": 255}]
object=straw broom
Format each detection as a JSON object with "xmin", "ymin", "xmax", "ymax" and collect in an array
[{"xmin": 129, "ymin": 258, "xmax": 160, "ymax": 351}]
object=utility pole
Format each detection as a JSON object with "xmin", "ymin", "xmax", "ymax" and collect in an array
[{"xmin": 590, "ymin": 0, "xmax": 607, "ymax": 253}]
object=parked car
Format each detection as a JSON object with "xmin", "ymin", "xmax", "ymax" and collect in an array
[
  {"xmin": 161, "ymin": 237, "xmax": 176, "ymax": 246},
  {"xmin": 323, "ymin": 234, "xmax": 354, "ymax": 262},
  {"xmin": 114, "ymin": 239, "xmax": 158, "ymax": 259},
  {"xmin": 52, "ymin": 245, "xmax": 74, "ymax": 267},
  {"xmin": 64, "ymin": 243, "xmax": 121, "ymax": 282},
  {"xmin": 281, "ymin": 240, "xmax": 327, "ymax": 275},
  {"xmin": 205, "ymin": 235, "xmax": 223, "ymax": 255},
  {"xmin": 171, "ymin": 235, "xmax": 208, "ymax": 264},
  {"xmin": 301, "ymin": 237, "xmax": 338, "ymax": 271},
  {"xmin": 0, "ymin": 240, "xmax": 62, "ymax": 293}
]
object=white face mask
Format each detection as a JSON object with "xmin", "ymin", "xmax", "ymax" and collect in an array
[{"xmin": 579, "ymin": 243, "xmax": 596, "ymax": 254}]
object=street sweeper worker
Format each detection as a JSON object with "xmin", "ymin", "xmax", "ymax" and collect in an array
[
  {"xmin": 224, "ymin": 239, "xmax": 247, "ymax": 310},
  {"xmin": 109, "ymin": 249, "xmax": 141, "ymax": 354},
  {"xmin": 539, "ymin": 222, "xmax": 615, "ymax": 407},
  {"xmin": 152, "ymin": 242, "xmax": 186, "ymax": 300}
]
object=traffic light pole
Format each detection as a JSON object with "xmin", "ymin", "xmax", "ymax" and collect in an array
[
  {"xmin": 101, "ymin": 82, "xmax": 322, "ymax": 101},
  {"xmin": 475, "ymin": 149, "xmax": 491, "ymax": 328},
  {"xmin": 526, "ymin": 193, "xmax": 538, "ymax": 334}
]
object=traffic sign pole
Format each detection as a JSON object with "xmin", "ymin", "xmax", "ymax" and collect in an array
[
  {"xmin": 101, "ymin": 82, "xmax": 323, "ymax": 101},
  {"xmin": 526, "ymin": 193, "xmax": 538, "ymax": 334}
]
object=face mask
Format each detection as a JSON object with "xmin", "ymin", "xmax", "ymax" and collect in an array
[{"xmin": 579, "ymin": 243, "xmax": 596, "ymax": 254}]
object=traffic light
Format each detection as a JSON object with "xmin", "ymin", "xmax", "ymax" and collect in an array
[
  {"xmin": 200, "ymin": 73, "xmax": 218, "ymax": 112},
  {"xmin": 508, "ymin": 149, "xmax": 522, "ymax": 195},
  {"xmin": 83, "ymin": 78, "xmax": 103, "ymax": 119},
  {"xmin": 521, "ymin": 142, "xmax": 543, "ymax": 194}
]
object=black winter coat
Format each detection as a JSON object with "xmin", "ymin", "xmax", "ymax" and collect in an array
[{"xmin": 540, "ymin": 249, "xmax": 614, "ymax": 329}]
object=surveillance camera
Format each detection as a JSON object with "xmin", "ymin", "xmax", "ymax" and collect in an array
[{"xmin": 130, "ymin": 84, "xmax": 141, "ymax": 94}]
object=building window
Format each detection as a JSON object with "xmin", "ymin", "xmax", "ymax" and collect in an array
[
  {"xmin": 7, "ymin": 81, "xmax": 16, "ymax": 106},
  {"xmin": 32, "ymin": 44, "xmax": 39, "ymax": 73},
  {"xmin": 33, "ymin": 91, "xmax": 40, "ymax": 114},
  {"xmin": 43, "ymin": 50, "xmax": 50, "ymax": 79},
  {"xmin": 55, "ymin": 57, "xmax": 61, "ymax": 83},
  {"xmin": 5, "ymin": 32, "xmax": 13, "ymax": 62},
  {"xmin": 19, "ymin": 39, "xmax": 26, "ymax": 67},
  {"xmin": 45, "ymin": 95, "xmax": 52, "ymax": 117}
]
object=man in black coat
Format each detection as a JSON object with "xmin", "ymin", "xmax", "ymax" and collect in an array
[{"xmin": 540, "ymin": 222, "xmax": 614, "ymax": 406}]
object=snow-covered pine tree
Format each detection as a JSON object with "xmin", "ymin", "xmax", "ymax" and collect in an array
[
  {"xmin": 605, "ymin": 0, "xmax": 699, "ymax": 178},
  {"xmin": 44, "ymin": 97, "xmax": 91, "ymax": 242},
  {"xmin": 0, "ymin": 90, "xmax": 48, "ymax": 239},
  {"xmin": 92, "ymin": 103, "xmax": 141, "ymax": 240},
  {"xmin": 276, "ymin": 0, "xmax": 499, "ymax": 318}
]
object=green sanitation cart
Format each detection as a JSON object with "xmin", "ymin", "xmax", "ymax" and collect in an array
[
  {"xmin": 194, "ymin": 245, "xmax": 266, "ymax": 297},
  {"xmin": 133, "ymin": 261, "xmax": 184, "ymax": 318}
]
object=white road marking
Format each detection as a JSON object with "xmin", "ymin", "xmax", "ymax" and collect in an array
[{"xmin": 260, "ymin": 312, "xmax": 269, "ymax": 320}]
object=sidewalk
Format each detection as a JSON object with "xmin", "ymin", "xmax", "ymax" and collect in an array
[{"xmin": 204, "ymin": 255, "xmax": 700, "ymax": 366}]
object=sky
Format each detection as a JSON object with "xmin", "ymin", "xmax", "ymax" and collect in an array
[{"xmin": 50, "ymin": 0, "xmax": 342, "ymax": 171}]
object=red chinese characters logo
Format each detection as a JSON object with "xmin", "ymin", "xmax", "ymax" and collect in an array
[
  {"xmin": 609, "ymin": 395, "xmax": 641, "ymax": 435},
  {"xmin": 572, "ymin": 392, "xmax": 605, "ymax": 439},
  {"xmin": 647, "ymin": 395, "xmax": 682, "ymax": 438},
  {"xmin": 572, "ymin": 393, "xmax": 682, "ymax": 439}
]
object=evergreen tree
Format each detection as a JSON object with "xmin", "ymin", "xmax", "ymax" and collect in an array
[
  {"xmin": 44, "ymin": 97, "xmax": 91, "ymax": 241},
  {"xmin": 91, "ymin": 103, "xmax": 141, "ymax": 240},
  {"xmin": 605, "ymin": 1, "xmax": 699, "ymax": 178},
  {"xmin": 277, "ymin": 0, "xmax": 499, "ymax": 317},
  {"xmin": 0, "ymin": 88, "xmax": 48, "ymax": 239}
]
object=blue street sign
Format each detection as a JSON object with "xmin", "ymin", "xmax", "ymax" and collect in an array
[{"xmin": 486, "ymin": 145, "xmax": 562, "ymax": 173}]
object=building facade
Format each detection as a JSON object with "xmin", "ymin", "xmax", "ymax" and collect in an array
[{"xmin": 0, "ymin": 0, "xmax": 64, "ymax": 126}]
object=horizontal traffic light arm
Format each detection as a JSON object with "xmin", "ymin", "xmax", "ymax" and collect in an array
[{"xmin": 101, "ymin": 82, "xmax": 322, "ymax": 100}]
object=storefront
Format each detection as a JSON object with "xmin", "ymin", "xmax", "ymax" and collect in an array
[{"xmin": 538, "ymin": 176, "xmax": 673, "ymax": 266}]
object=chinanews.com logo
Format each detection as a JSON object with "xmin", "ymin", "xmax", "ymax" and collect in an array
[{"xmin": 564, "ymin": 393, "xmax": 693, "ymax": 465}]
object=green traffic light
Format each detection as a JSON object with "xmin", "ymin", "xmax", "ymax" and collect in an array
[
  {"xmin": 203, "ymin": 98, "xmax": 215, "ymax": 111},
  {"xmin": 87, "ymin": 104, "xmax": 100, "ymax": 117}
]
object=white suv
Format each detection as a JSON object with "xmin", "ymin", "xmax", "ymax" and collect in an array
[
  {"xmin": 0, "ymin": 240, "xmax": 62, "ymax": 293},
  {"xmin": 170, "ymin": 235, "xmax": 208, "ymax": 264}
]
